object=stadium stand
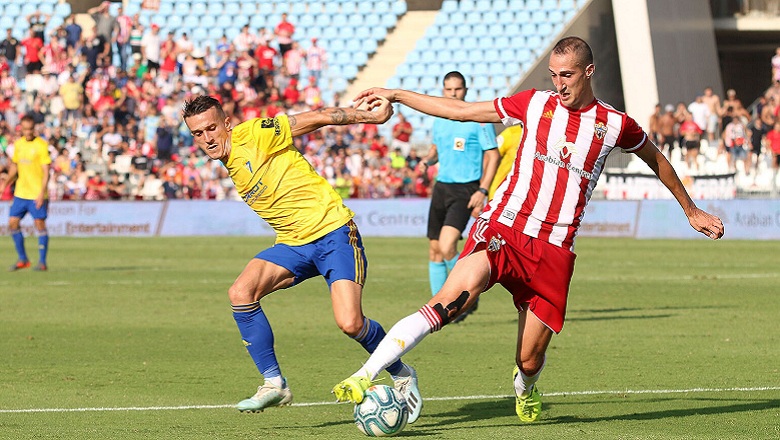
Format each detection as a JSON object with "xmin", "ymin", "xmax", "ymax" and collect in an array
[{"xmin": 0, "ymin": 0, "xmax": 778, "ymax": 203}]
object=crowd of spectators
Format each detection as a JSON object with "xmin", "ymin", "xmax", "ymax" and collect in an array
[
  {"xmin": 1, "ymin": 4, "xmax": 779, "ymax": 202},
  {"xmin": 647, "ymin": 76, "xmax": 780, "ymax": 186},
  {"xmin": 0, "ymin": 3, "xmax": 435, "ymax": 202}
]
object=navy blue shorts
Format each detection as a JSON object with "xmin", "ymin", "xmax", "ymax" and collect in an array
[
  {"xmin": 9, "ymin": 197, "xmax": 48, "ymax": 220},
  {"xmin": 255, "ymin": 220, "xmax": 367, "ymax": 288}
]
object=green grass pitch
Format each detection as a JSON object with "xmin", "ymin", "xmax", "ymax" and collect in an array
[{"xmin": 1, "ymin": 236, "xmax": 778, "ymax": 439}]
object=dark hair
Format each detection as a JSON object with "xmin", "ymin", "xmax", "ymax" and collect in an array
[
  {"xmin": 552, "ymin": 36, "xmax": 594, "ymax": 67},
  {"xmin": 181, "ymin": 95, "xmax": 225, "ymax": 119},
  {"xmin": 442, "ymin": 71, "xmax": 467, "ymax": 88},
  {"xmin": 20, "ymin": 114, "xmax": 35, "ymax": 124}
]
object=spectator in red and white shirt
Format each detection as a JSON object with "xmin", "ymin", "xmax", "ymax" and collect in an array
[
  {"xmin": 339, "ymin": 36, "xmax": 725, "ymax": 423},
  {"xmin": 115, "ymin": 5, "xmax": 133, "ymax": 70},
  {"xmin": 283, "ymin": 41, "xmax": 303, "ymax": 79},
  {"xmin": 306, "ymin": 37, "xmax": 327, "ymax": 81}
]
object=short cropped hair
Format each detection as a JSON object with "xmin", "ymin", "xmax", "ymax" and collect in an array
[
  {"xmin": 181, "ymin": 95, "xmax": 225, "ymax": 119},
  {"xmin": 442, "ymin": 71, "xmax": 467, "ymax": 88},
  {"xmin": 552, "ymin": 36, "xmax": 594, "ymax": 67},
  {"xmin": 20, "ymin": 114, "xmax": 35, "ymax": 124}
]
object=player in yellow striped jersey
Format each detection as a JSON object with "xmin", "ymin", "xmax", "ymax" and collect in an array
[
  {"xmin": 488, "ymin": 124, "xmax": 524, "ymax": 199},
  {"xmin": 182, "ymin": 95, "xmax": 421, "ymax": 415},
  {"xmin": 0, "ymin": 115, "xmax": 52, "ymax": 271}
]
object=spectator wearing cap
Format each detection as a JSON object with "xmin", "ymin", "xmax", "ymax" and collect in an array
[
  {"xmin": 306, "ymin": 37, "xmax": 327, "ymax": 82},
  {"xmin": 140, "ymin": 24, "xmax": 161, "ymax": 73}
]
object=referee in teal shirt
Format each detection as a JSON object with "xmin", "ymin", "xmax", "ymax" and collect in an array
[{"xmin": 420, "ymin": 72, "xmax": 499, "ymax": 322}]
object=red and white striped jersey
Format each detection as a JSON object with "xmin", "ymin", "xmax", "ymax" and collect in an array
[{"xmin": 487, "ymin": 89, "xmax": 647, "ymax": 250}]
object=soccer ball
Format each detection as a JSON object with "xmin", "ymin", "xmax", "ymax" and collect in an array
[{"xmin": 353, "ymin": 385, "xmax": 409, "ymax": 437}]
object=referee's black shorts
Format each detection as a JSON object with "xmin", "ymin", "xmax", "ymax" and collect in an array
[{"xmin": 427, "ymin": 180, "xmax": 480, "ymax": 240}]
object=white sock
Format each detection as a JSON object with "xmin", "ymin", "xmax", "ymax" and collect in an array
[
  {"xmin": 352, "ymin": 311, "xmax": 433, "ymax": 380},
  {"xmin": 514, "ymin": 357, "xmax": 545, "ymax": 398},
  {"xmin": 264, "ymin": 376, "xmax": 283, "ymax": 388}
]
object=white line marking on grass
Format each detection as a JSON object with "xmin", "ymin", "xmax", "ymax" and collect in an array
[
  {"xmin": 576, "ymin": 273, "xmax": 780, "ymax": 282},
  {"xmin": 2, "ymin": 386, "xmax": 778, "ymax": 414}
]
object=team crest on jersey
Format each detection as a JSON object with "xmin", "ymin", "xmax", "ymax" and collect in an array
[
  {"xmin": 594, "ymin": 122, "xmax": 607, "ymax": 140},
  {"xmin": 260, "ymin": 118, "xmax": 274, "ymax": 129},
  {"xmin": 487, "ymin": 236, "xmax": 504, "ymax": 252}
]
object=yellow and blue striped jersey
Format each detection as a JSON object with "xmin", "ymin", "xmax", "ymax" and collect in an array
[
  {"xmin": 12, "ymin": 136, "xmax": 51, "ymax": 200},
  {"xmin": 227, "ymin": 114, "xmax": 354, "ymax": 246}
]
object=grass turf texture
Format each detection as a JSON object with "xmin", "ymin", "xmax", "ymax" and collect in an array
[{"xmin": 1, "ymin": 237, "xmax": 778, "ymax": 439}]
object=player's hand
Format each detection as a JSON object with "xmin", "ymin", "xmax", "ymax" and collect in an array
[
  {"xmin": 356, "ymin": 95, "xmax": 393, "ymax": 124},
  {"xmin": 35, "ymin": 195, "xmax": 45, "ymax": 209},
  {"xmin": 354, "ymin": 87, "xmax": 398, "ymax": 104},
  {"xmin": 688, "ymin": 207, "xmax": 724, "ymax": 240},
  {"xmin": 467, "ymin": 191, "xmax": 487, "ymax": 218}
]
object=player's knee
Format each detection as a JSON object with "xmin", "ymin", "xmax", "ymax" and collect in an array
[
  {"xmin": 336, "ymin": 315, "xmax": 364, "ymax": 337},
  {"xmin": 227, "ymin": 283, "xmax": 255, "ymax": 305}
]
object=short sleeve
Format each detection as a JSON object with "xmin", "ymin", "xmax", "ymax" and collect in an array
[
  {"xmin": 478, "ymin": 123, "xmax": 498, "ymax": 150},
  {"xmin": 250, "ymin": 114, "xmax": 293, "ymax": 155},
  {"xmin": 494, "ymin": 89, "xmax": 535, "ymax": 127},
  {"xmin": 616, "ymin": 114, "xmax": 647, "ymax": 153}
]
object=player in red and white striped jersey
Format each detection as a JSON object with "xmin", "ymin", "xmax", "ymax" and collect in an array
[{"xmin": 335, "ymin": 36, "xmax": 725, "ymax": 423}]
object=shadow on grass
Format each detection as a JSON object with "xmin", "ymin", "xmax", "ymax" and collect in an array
[
  {"xmin": 541, "ymin": 396, "xmax": 780, "ymax": 424},
  {"xmin": 412, "ymin": 396, "xmax": 780, "ymax": 431}
]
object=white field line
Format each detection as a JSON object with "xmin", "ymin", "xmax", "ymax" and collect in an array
[
  {"xmin": 1, "ymin": 386, "xmax": 778, "ymax": 414},
  {"xmin": 1, "ymin": 272, "xmax": 778, "ymax": 288}
]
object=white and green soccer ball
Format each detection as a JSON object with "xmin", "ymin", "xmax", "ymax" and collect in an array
[{"xmin": 353, "ymin": 385, "xmax": 409, "ymax": 437}]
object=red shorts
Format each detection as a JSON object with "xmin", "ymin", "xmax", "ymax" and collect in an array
[{"xmin": 461, "ymin": 218, "xmax": 576, "ymax": 333}]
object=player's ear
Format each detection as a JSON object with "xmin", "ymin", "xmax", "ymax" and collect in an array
[
  {"xmin": 224, "ymin": 117, "xmax": 232, "ymax": 131},
  {"xmin": 585, "ymin": 64, "xmax": 595, "ymax": 79}
]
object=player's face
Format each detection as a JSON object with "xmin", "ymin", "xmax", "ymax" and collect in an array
[
  {"xmin": 20, "ymin": 120, "xmax": 35, "ymax": 141},
  {"xmin": 442, "ymin": 77, "xmax": 467, "ymax": 101},
  {"xmin": 549, "ymin": 52, "xmax": 594, "ymax": 109},
  {"xmin": 186, "ymin": 107, "xmax": 232, "ymax": 161}
]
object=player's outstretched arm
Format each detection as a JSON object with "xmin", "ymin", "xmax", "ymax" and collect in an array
[
  {"xmin": 355, "ymin": 87, "xmax": 501, "ymax": 124},
  {"xmin": 634, "ymin": 138, "xmax": 724, "ymax": 240},
  {"xmin": 287, "ymin": 96, "xmax": 393, "ymax": 137}
]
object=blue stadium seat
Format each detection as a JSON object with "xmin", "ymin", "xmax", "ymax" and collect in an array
[
  {"xmin": 199, "ymin": 15, "xmax": 216, "ymax": 30},
  {"xmin": 548, "ymin": 9, "xmax": 565, "ymax": 24},
  {"xmin": 392, "ymin": 0, "xmax": 407, "ymax": 16},
  {"xmin": 401, "ymin": 76, "xmax": 418, "ymax": 90},
  {"xmin": 291, "ymin": 2, "xmax": 307, "ymax": 15},
  {"xmin": 526, "ymin": 35, "xmax": 543, "ymax": 50},
  {"xmin": 258, "ymin": 3, "xmax": 275, "ymax": 15},
  {"xmin": 560, "ymin": 0, "xmax": 576, "ymax": 9},
  {"xmin": 462, "ymin": 36, "xmax": 479, "ymax": 50},
  {"xmin": 460, "ymin": 0, "xmax": 477, "ymax": 12},
  {"xmin": 448, "ymin": 11, "xmax": 466, "ymax": 25},
  {"xmin": 341, "ymin": 2, "xmax": 356, "ymax": 15},
  {"xmin": 224, "ymin": 3, "xmax": 241, "ymax": 16},
  {"xmin": 353, "ymin": 52, "xmax": 368, "ymax": 66},
  {"xmin": 419, "ymin": 76, "xmax": 438, "ymax": 90},
  {"xmin": 441, "ymin": 0, "xmax": 458, "ymax": 13},
  {"xmin": 396, "ymin": 63, "xmax": 411, "ymax": 77},
  {"xmin": 484, "ymin": 48, "xmax": 500, "ymax": 62},
  {"xmin": 522, "ymin": 23, "xmax": 537, "ymax": 37},
  {"xmin": 371, "ymin": 26, "xmax": 387, "ymax": 41},
  {"xmin": 374, "ymin": 1, "xmax": 390, "ymax": 14},
  {"xmin": 542, "ymin": 0, "xmax": 559, "ymax": 11},
  {"xmin": 327, "ymin": 39, "xmax": 345, "ymax": 53},
  {"xmin": 362, "ymin": 39, "xmax": 377, "ymax": 53},
  {"xmin": 526, "ymin": 0, "xmax": 542, "ymax": 9},
  {"xmin": 480, "ymin": 0, "xmax": 497, "ymax": 10},
  {"xmin": 438, "ymin": 24, "xmax": 456, "ymax": 38},
  {"xmin": 364, "ymin": 13, "xmax": 381, "ymax": 27},
  {"xmin": 430, "ymin": 38, "xmax": 448, "ymax": 51},
  {"xmin": 386, "ymin": 76, "xmax": 401, "ymax": 89},
  {"xmin": 471, "ymin": 23, "xmax": 489, "ymax": 37},
  {"xmin": 167, "ymin": 15, "xmax": 183, "ymax": 30},
  {"xmin": 537, "ymin": 22, "xmax": 554, "ymax": 37},
  {"xmin": 481, "ymin": 11, "xmax": 499, "ymax": 24},
  {"xmin": 250, "ymin": 15, "xmax": 266, "ymax": 30},
  {"xmin": 515, "ymin": 9, "xmax": 531, "ymax": 23},
  {"xmin": 189, "ymin": 1, "xmax": 206, "ymax": 15},
  {"xmin": 358, "ymin": 1, "xmax": 373, "ymax": 14},
  {"xmin": 532, "ymin": 10, "xmax": 547, "ymax": 23},
  {"xmin": 381, "ymin": 12, "xmax": 397, "ymax": 29}
]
